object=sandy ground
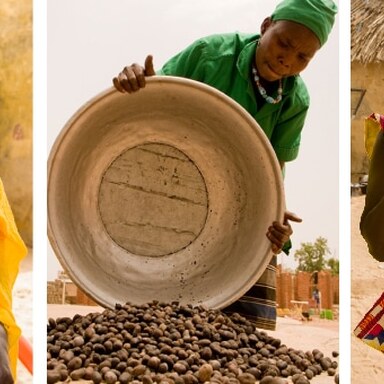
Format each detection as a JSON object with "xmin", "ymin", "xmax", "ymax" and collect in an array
[
  {"xmin": 48, "ymin": 304, "xmax": 338, "ymax": 383},
  {"xmin": 13, "ymin": 248, "xmax": 33, "ymax": 384},
  {"xmin": 351, "ymin": 196, "xmax": 384, "ymax": 383}
]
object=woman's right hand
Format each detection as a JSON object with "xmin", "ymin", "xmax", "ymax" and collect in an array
[{"xmin": 113, "ymin": 55, "xmax": 156, "ymax": 93}]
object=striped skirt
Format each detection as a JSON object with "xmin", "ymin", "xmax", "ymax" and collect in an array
[{"xmin": 223, "ymin": 255, "xmax": 277, "ymax": 330}]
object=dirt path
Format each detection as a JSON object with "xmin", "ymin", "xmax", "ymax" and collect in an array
[{"xmin": 351, "ymin": 196, "xmax": 384, "ymax": 383}]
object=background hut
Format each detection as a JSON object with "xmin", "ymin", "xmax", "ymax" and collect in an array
[
  {"xmin": 0, "ymin": 0, "xmax": 32, "ymax": 245},
  {"xmin": 351, "ymin": 0, "xmax": 384, "ymax": 182}
]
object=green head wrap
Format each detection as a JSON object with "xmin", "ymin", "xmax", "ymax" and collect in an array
[{"xmin": 271, "ymin": 0, "xmax": 338, "ymax": 47}]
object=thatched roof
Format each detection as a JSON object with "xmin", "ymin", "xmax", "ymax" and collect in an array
[{"xmin": 351, "ymin": 0, "xmax": 384, "ymax": 63}]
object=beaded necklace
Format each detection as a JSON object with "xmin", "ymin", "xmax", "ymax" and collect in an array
[{"xmin": 252, "ymin": 66, "xmax": 283, "ymax": 104}]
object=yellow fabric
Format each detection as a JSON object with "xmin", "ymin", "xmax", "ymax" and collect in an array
[
  {"xmin": 0, "ymin": 178, "xmax": 27, "ymax": 380},
  {"xmin": 364, "ymin": 113, "xmax": 382, "ymax": 160}
]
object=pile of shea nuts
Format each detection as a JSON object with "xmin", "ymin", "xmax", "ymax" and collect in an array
[{"xmin": 47, "ymin": 301, "xmax": 339, "ymax": 384}]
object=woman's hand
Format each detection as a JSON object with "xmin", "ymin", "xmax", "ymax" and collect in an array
[
  {"xmin": 0, "ymin": 324, "xmax": 14, "ymax": 384},
  {"xmin": 113, "ymin": 55, "xmax": 156, "ymax": 93},
  {"xmin": 266, "ymin": 211, "xmax": 302, "ymax": 254}
]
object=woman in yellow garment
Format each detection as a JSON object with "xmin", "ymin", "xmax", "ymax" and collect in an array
[{"xmin": 0, "ymin": 178, "xmax": 27, "ymax": 383}]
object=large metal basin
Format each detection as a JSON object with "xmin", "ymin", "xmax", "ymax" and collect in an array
[{"xmin": 48, "ymin": 76, "xmax": 284, "ymax": 309}]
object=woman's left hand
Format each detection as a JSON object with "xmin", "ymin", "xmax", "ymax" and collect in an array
[{"xmin": 266, "ymin": 211, "xmax": 302, "ymax": 254}]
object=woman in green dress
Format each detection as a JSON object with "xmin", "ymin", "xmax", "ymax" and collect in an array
[{"xmin": 112, "ymin": 0, "xmax": 337, "ymax": 330}]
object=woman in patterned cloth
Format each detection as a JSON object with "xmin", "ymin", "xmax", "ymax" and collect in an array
[
  {"xmin": 112, "ymin": 0, "xmax": 337, "ymax": 330},
  {"xmin": 355, "ymin": 115, "xmax": 384, "ymax": 351},
  {"xmin": 0, "ymin": 178, "xmax": 28, "ymax": 383},
  {"xmin": 360, "ymin": 113, "xmax": 384, "ymax": 262}
]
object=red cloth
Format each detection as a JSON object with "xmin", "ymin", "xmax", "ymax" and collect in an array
[{"xmin": 354, "ymin": 292, "xmax": 384, "ymax": 353}]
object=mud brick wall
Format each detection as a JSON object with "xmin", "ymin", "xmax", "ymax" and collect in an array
[
  {"xmin": 276, "ymin": 269, "xmax": 294, "ymax": 309},
  {"xmin": 332, "ymin": 275, "xmax": 339, "ymax": 304},
  {"xmin": 76, "ymin": 289, "xmax": 98, "ymax": 306},
  {"xmin": 0, "ymin": 0, "xmax": 33, "ymax": 245},
  {"xmin": 276, "ymin": 270, "xmax": 339, "ymax": 310},
  {"xmin": 318, "ymin": 271, "xmax": 333, "ymax": 310},
  {"xmin": 49, "ymin": 271, "xmax": 339, "ymax": 309},
  {"xmin": 294, "ymin": 271, "xmax": 311, "ymax": 301},
  {"xmin": 351, "ymin": 62, "xmax": 384, "ymax": 181},
  {"xmin": 47, "ymin": 278, "xmax": 98, "ymax": 306},
  {"xmin": 47, "ymin": 280, "xmax": 63, "ymax": 304},
  {"xmin": 47, "ymin": 279, "xmax": 77, "ymax": 304}
]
